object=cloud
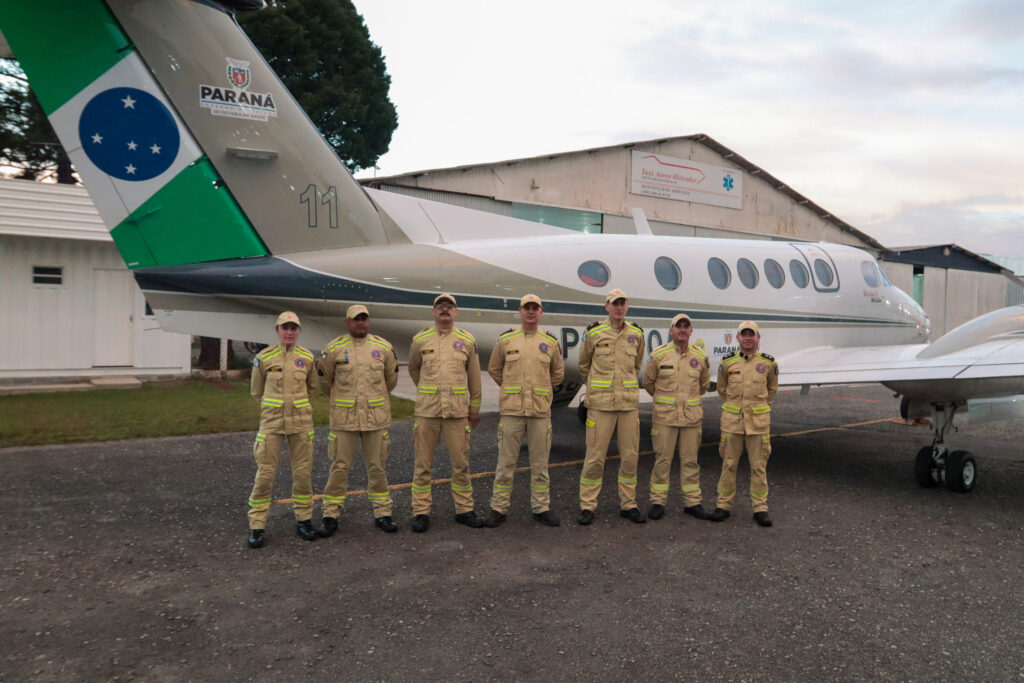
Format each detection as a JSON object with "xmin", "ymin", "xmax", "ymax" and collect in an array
[{"xmin": 941, "ymin": 0, "xmax": 1024, "ymax": 44}]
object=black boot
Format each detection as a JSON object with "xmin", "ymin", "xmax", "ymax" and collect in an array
[
  {"xmin": 647, "ymin": 503, "xmax": 666, "ymax": 520},
  {"xmin": 484, "ymin": 510, "xmax": 506, "ymax": 528},
  {"xmin": 576, "ymin": 509, "xmax": 595, "ymax": 525},
  {"xmin": 683, "ymin": 505, "xmax": 710, "ymax": 520},
  {"xmin": 708, "ymin": 508, "xmax": 731, "ymax": 522},
  {"xmin": 296, "ymin": 520, "xmax": 318, "ymax": 541},
  {"xmin": 753, "ymin": 511, "xmax": 773, "ymax": 527},
  {"xmin": 619, "ymin": 507, "xmax": 647, "ymax": 524},
  {"xmin": 374, "ymin": 516, "xmax": 398, "ymax": 533},
  {"xmin": 318, "ymin": 516, "xmax": 338, "ymax": 537},
  {"xmin": 532, "ymin": 510, "xmax": 560, "ymax": 527},
  {"xmin": 248, "ymin": 529, "xmax": 265, "ymax": 548},
  {"xmin": 411, "ymin": 514, "xmax": 430, "ymax": 533},
  {"xmin": 455, "ymin": 511, "xmax": 485, "ymax": 528}
]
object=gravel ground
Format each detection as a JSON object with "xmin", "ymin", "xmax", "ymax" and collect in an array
[{"xmin": 2, "ymin": 385, "xmax": 1023, "ymax": 681}]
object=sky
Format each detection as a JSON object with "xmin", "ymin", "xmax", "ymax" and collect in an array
[{"xmin": 352, "ymin": 0, "xmax": 1024, "ymax": 257}]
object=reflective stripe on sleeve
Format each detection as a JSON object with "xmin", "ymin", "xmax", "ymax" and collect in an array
[
  {"xmin": 752, "ymin": 405, "xmax": 771, "ymax": 415},
  {"xmin": 654, "ymin": 396, "xmax": 676, "ymax": 405},
  {"xmin": 368, "ymin": 397, "xmax": 386, "ymax": 407},
  {"xmin": 503, "ymin": 386, "xmax": 522, "ymax": 394},
  {"xmin": 334, "ymin": 398, "xmax": 356, "ymax": 407},
  {"xmin": 261, "ymin": 397, "xmax": 284, "ymax": 407},
  {"xmin": 686, "ymin": 397, "xmax": 701, "ymax": 406},
  {"xmin": 722, "ymin": 403, "xmax": 741, "ymax": 414},
  {"xmin": 590, "ymin": 380, "xmax": 612, "ymax": 388},
  {"xmin": 293, "ymin": 398, "xmax": 311, "ymax": 408},
  {"xmin": 452, "ymin": 386, "xmax": 468, "ymax": 394},
  {"xmin": 417, "ymin": 386, "xmax": 438, "ymax": 394}
]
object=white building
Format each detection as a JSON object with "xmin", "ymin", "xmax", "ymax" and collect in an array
[{"xmin": 0, "ymin": 177, "xmax": 191, "ymax": 382}]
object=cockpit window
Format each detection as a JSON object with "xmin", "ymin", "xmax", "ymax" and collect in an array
[
  {"xmin": 737, "ymin": 258, "xmax": 759, "ymax": 289},
  {"xmin": 708, "ymin": 257, "xmax": 731, "ymax": 289},
  {"xmin": 654, "ymin": 256, "xmax": 681, "ymax": 291},
  {"xmin": 764, "ymin": 259, "xmax": 785, "ymax": 288},
  {"xmin": 878, "ymin": 265, "xmax": 893, "ymax": 287},
  {"xmin": 577, "ymin": 260, "xmax": 609, "ymax": 287},
  {"xmin": 813, "ymin": 258, "xmax": 835, "ymax": 287},
  {"xmin": 860, "ymin": 261, "xmax": 880, "ymax": 288},
  {"xmin": 789, "ymin": 259, "xmax": 809, "ymax": 288}
]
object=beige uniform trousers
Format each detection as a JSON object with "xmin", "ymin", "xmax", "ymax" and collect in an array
[
  {"xmin": 716, "ymin": 432, "xmax": 771, "ymax": 513},
  {"xmin": 491, "ymin": 415, "xmax": 553, "ymax": 514},
  {"xmin": 411, "ymin": 417, "xmax": 474, "ymax": 515},
  {"xmin": 322, "ymin": 428, "xmax": 393, "ymax": 518},
  {"xmin": 579, "ymin": 408, "xmax": 639, "ymax": 511},
  {"xmin": 247, "ymin": 430, "xmax": 315, "ymax": 528},
  {"xmin": 650, "ymin": 424, "xmax": 703, "ymax": 507}
]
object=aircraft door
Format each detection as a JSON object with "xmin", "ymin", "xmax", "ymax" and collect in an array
[{"xmin": 789, "ymin": 243, "xmax": 841, "ymax": 293}]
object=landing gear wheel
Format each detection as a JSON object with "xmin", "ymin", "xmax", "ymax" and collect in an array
[
  {"xmin": 914, "ymin": 446, "xmax": 939, "ymax": 488},
  {"xmin": 945, "ymin": 450, "xmax": 976, "ymax": 493},
  {"xmin": 577, "ymin": 401, "xmax": 588, "ymax": 426}
]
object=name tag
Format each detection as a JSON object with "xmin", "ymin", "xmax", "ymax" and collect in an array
[{"xmin": 421, "ymin": 349, "xmax": 434, "ymax": 355}]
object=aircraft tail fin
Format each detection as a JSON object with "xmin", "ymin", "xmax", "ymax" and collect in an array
[{"xmin": 0, "ymin": 0, "xmax": 397, "ymax": 269}]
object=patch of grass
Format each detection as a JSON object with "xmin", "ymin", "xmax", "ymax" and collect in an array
[{"xmin": 0, "ymin": 378, "xmax": 416, "ymax": 448}]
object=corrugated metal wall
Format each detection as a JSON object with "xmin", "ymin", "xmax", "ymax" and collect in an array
[{"xmin": 0, "ymin": 177, "xmax": 107, "ymax": 241}]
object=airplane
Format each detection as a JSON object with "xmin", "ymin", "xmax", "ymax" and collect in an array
[{"xmin": 2, "ymin": 0, "xmax": 1022, "ymax": 495}]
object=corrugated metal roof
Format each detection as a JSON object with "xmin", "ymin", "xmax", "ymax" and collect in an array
[
  {"xmin": 362, "ymin": 133, "xmax": 887, "ymax": 251},
  {"xmin": 0, "ymin": 177, "xmax": 109, "ymax": 241}
]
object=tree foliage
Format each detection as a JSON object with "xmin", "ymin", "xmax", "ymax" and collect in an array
[
  {"xmin": 0, "ymin": 59, "xmax": 76, "ymax": 183},
  {"xmin": 238, "ymin": 0, "xmax": 398, "ymax": 173}
]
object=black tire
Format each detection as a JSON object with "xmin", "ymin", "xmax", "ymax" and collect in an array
[
  {"xmin": 945, "ymin": 450, "xmax": 977, "ymax": 493},
  {"xmin": 900, "ymin": 396, "xmax": 911, "ymax": 420},
  {"xmin": 914, "ymin": 446, "xmax": 938, "ymax": 488},
  {"xmin": 577, "ymin": 401, "xmax": 588, "ymax": 426}
]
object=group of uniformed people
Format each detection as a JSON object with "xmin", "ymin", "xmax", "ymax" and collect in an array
[{"xmin": 245, "ymin": 289, "xmax": 778, "ymax": 548}]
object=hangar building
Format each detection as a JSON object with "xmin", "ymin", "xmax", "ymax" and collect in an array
[{"xmin": 361, "ymin": 134, "xmax": 1014, "ymax": 336}]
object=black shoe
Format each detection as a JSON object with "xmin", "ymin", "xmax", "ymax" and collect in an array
[
  {"xmin": 318, "ymin": 516, "xmax": 338, "ymax": 537},
  {"xmin": 484, "ymin": 510, "xmax": 506, "ymax": 528},
  {"xmin": 576, "ymin": 509, "xmax": 595, "ymax": 525},
  {"xmin": 647, "ymin": 503, "xmax": 666, "ymax": 520},
  {"xmin": 709, "ymin": 507, "xmax": 731, "ymax": 522},
  {"xmin": 296, "ymin": 520, "xmax": 318, "ymax": 541},
  {"xmin": 532, "ymin": 510, "xmax": 560, "ymax": 527},
  {"xmin": 248, "ymin": 529, "xmax": 265, "ymax": 548},
  {"xmin": 683, "ymin": 505, "xmax": 710, "ymax": 520},
  {"xmin": 411, "ymin": 514, "xmax": 430, "ymax": 533},
  {"xmin": 455, "ymin": 511, "xmax": 485, "ymax": 528},
  {"xmin": 753, "ymin": 511, "xmax": 773, "ymax": 527},
  {"xmin": 620, "ymin": 507, "xmax": 647, "ymax": 524},
  {"xmin": 374, "ymin": 516, "xmax": 398, "ymax": 533}
]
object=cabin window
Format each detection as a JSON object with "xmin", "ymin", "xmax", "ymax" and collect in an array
[
  {"xmin": 654, "ymin": 256, "xmax": 681, "ymax": 291},
  {"xmin": 708, "ymin": 257, "xmax": 731, "ymax": 289},
  {"xmin": 737, "ymin": 258, "xmax": 759, "ymax": 289},
  {"xmin": 789, "ymin": 259, "xmax": 809, "ymax": 288},
  {"xmin": 764, "ymin": 259, "xmax": 785, "ymax": 289},
  {"xmin": 860, "ymin": 261, "xmax": 880, "ymax": 288},
  {"xmin": 813, "ymin": 258, "xmax": 835, "ymax": 287},
  {"xmin": 577, "ymin": 260, "xmax": 609, "ymax": 287},
  {"xmin": 32, "ymin": 265, "xmax": 63, "ymax": 286}
]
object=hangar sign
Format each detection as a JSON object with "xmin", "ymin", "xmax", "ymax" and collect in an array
[{"xmin": 630, "ymin": 151, "xmax": 742, "ymax": 210}]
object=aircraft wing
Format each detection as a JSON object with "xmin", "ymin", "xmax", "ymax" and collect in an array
[{"xmin": 776, "ymin": 305, "xmax": 1024, "ymax": 401}]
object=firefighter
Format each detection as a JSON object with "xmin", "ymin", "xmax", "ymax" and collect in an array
[
  {"xmin": 317, "ymin": 304, "xmax": 400, "ymax": 536},
  {"xmin": 485, "ymin": 294, "xmax": 565, "ymax": 527},
  {"xmin": 247, "ymin": 311, "xmax": 318, "ymax": 548},
  {"xmin": 577, "ymin": 288, "xmax": 646, "ymax": 525},
  {"xmin": 407, "ymin": 294, "xmax": 485, "ymax": 532},
  {"xmin": 710, "ymin": 321, "xmax": 779, "ymax": 527}
]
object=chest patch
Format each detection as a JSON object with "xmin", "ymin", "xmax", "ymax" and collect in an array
[
  {"xmin": 690, "ymin": 358, "xmax": 700, "ymax": 368},
  {"xmin": 756, "ymin": 362, "xmax": 767, "ymax": 374},
  {"xmin": 539, "ymin": 342, "xmax": 548, "ymax": 353},
  {"xmin": 294, "ymin": 358, "xmax": 305, "ymax": 369},
  {"xmin": 627, "ymin": 336, "xmax": 637, "ymax": 345},
  {"xmin": 453, "ymin": 340, "xmax": 464, "ymax": 351},
  {"xmin": 371, "ymin": 349, "xmax": 383, "ymax": 360}
]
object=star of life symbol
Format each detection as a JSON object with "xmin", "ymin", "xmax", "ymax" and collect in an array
[
  {"xmin": 226, "ymin": 58, "xmax": 250, "ymax": 89},
  {"xmin": 78, "ymin": 87, "xmax": 179, "ymax": 182},
  {"xmin": 722, "ymin": 174, "xmax": 735, "ymax": 191}
]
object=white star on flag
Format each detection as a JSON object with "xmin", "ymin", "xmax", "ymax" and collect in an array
[
  {"xmin": 91, "ymin": 133, "xmax": 103, "ymax": 144},
  {"xmin": 125, "ymin": 164, "xmax": 136, "ymax": 175},
  {"xmin": 121, "ymin": 94, "xmax": 136, "ymax": 109},
  {"xmin": 127, "ymin": 140, "xmax": 137, "ymax": 151},
  {"xmin": 150, "ymin": 144, "xmax": 161, "ymax": 154}
]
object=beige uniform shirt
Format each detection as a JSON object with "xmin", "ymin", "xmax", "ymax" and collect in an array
[
  {"xmin": 578, "ymin": 318, "xmax": 645, "ymax": 411},
  {"xmin": 408, "ymin": 326, "xmax": 482, "ymax": 419},
  {"xmin": 318, "ymin": 333, "xmax": 399, "ymax": 431},
  {"xmin": 717, "ymin": 351, "xmax": 779, "ymax": 435},
  {"xmin": 643, "ymin": 342, "xmax": 710, "ymax": 427},
  {"xmin": 251, "ymin": 344, "xmax": 317, "ymax": 434},
  {"xmin": 488, "ymin": 328, "xmax": 566, "ymax": 417}
]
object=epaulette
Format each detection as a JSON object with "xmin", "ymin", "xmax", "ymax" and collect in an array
[
  {"xmin": 368, "ymin": 336, "xmax": 393, "ymax": 353},
  {"xmin": 758, "ymin": 352, "xmax": 775, "ymax": 362},
  {"xmin": 540, "ymin": 330, "xmax": 559, "ymax": 346},
  {"xmin": 585, "ymin": 320, "xmax": 602, "ymax": 331},
  {"xmin": 257, "ymin": 345, "xmax": 282, "ymax": 360},
  {"xmin": 413, "ymin": 327, "xmax": 436, "ymax": 342},
  {"xmin": 627, "ymin": 321, "xmax": 644, "ymax": 333},
  {"xmin": 453, "ymin": 327, "xmax": 476, "ymax": 346},
  {"xmin": 327, "ymin": 336, "xmax": 352, "ymax": 352},
  {"xmin": 293, "ymin": 345, "xmax": 315, "ymax": 362},
  {"xmin": 502, "ymin": 328, "xmax": 515, "ymax": 335},
  {"xmin": 721, "ymin": 351, "xmax": 739, "ymax": 364},
  {"xmin": 500, "ymin": 328, "xmax": 523, "ymax": 343},
  {"xmin": 690, "ymin": 345, "xmax": 707, "ymax": 358},
  {"xmin": 651, "ymin": 342, "xmax": 673, "ymax": 357}
]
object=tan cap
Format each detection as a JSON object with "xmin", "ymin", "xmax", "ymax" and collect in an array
[
  {"xmin": 433, "ymin": 293, "xmax": 457, "ymax": 307},
  {"xmin": 670, "ymin": 313, "xmax": 692, "ymax": 327},
  {"xmin": 737, "ymin": 320, "xmax": 759, "ymax": 335},
  {"xmin": 519, "ymin": 293, "xmax": 542, "ymax": 307},
  {"xmin": 276, "ymin": 311, "xmax": 301, "ymax": 327},
  {"xmin": 605, "ymin": 288, "xmax": 628, "ymax": 304},
  {"xmin": 346, "ymin": 304, "xmax": 369, "ymax": 319}
]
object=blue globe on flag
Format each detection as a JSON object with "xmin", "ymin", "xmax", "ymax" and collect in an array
[{"xmin": 78, "ymin": 87, "xmax": 180, "ymax": 182}]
